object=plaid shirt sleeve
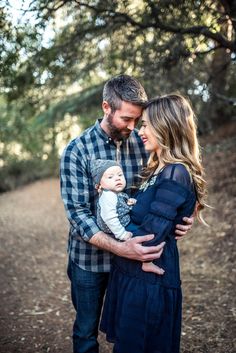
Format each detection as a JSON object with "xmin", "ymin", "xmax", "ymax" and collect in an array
[{"xmin": 60, "ymin": 140, "xmax": 100, "ymax": 241}]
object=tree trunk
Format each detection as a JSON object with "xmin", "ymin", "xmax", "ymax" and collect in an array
[{"xmin": 206, "ymin": 2, "xmax": 233, "ymax": 130}]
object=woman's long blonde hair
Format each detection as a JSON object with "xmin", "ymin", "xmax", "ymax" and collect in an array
[{"xmin": 143, "ymin": 93, "xmax": 207, "ymax": 224}]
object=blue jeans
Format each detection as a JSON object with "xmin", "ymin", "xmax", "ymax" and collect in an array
[{"xmin": 67, "ymin": 258, "xmax": 109, "ymax": 353}]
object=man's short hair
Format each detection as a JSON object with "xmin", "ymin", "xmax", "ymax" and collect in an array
[{"xmin": 103, "ymin": 74, "xmax": 148, "ymax": 112}]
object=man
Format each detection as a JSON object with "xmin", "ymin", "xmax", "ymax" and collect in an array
[{"xmin": 60, "ymin": 75, "xmax": 193, "ymax": 353}]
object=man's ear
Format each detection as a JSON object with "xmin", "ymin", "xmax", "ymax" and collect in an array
[{"xmin": 102, "ymin": 101, "xmax": 111, "ymax": 116}]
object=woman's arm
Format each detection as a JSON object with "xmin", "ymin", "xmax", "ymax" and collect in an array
[{"xmin": 135, "ymin": 179, "xmax": 193, "ymax": 247}]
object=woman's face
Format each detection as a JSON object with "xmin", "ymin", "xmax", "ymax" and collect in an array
[{"xmin": 138, "ymin": 113, "xmax": 161, "ymax": 155}]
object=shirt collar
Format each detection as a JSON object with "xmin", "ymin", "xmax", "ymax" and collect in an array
[{"xmin": 94, "ymin": 119, "xmax": 113, "ymax": 144}]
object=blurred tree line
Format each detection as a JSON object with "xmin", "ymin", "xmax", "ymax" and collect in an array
[{"xmin": 0, "ymin": 0, "xmax": 235, "ymax": 191}]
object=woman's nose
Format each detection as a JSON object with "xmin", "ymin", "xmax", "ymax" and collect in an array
[{"xmin": 138, "ymin": 126, "xmax": 144, "ymax": 136}]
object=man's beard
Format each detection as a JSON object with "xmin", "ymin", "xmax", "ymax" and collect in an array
[{"xmin": 107, "ymin": 113, "xmax": 131, "ymax": 141}]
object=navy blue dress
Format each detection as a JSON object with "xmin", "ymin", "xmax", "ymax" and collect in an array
[{"xmin": 100, "ymin": 164, "xmax": 197, "ymax": 353}]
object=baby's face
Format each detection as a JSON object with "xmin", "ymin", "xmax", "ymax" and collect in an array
[{"xmin": 100, "ymin": 166, "xmax": 126, "ymax": 192}]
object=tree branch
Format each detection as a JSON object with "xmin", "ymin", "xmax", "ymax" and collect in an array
[
  {"xmin": 219, "ymin": 0, "xmax": 236, "ymax": 33},
  {"xmin": 213, "ymin": 92, "xmax": 236, "ymax": 105},
  {"xmin": 153, "ymin": 21, "xmax": 235, "ymax": 51},
  {"xmin": 72, "ymin": 1, "xmax": 147, "ymax": 29},
  {"xmin": 23, "ymin": 0, "xmax": 235, "ymax": 52},
  {"xmin": 193, "ymin": 45, "xmax": 222, "ymax": 57},
  {"xmin": 146, "ymin": 0, "xmax": 235, "ymax": 51},
  {"xmin": 74, "ymin": 1, "xmax": 235, "ymax": 51}
]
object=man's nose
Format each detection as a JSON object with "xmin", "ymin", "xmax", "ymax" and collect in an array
[{"xmin": 127, "ymin": 121, "xmax": 135, "ymax": 131}]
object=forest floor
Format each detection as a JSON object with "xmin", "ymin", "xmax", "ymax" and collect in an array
[{"xmin": 0, "ymin": 122, "xmax": 236, "ymax": 353}]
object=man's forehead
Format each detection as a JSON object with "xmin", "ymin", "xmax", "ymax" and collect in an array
[
  {"xmin": 119, "ymin": 114, "xmax": 142, "ymax": 120},
  {"xmin": 118, "ymin": 103, "xmax": 143, "ymax": 118},
  {"xmin": 119, "ymin": 100, "xmax": 143, "ymax": 111}
]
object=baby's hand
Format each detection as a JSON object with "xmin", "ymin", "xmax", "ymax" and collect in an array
[
  {"xmin": 120, "ymin": 231, "xmax": 133, "ymax": 241},
  {"xmin": 127, "ymin": 198, "xmax": 136, "ymax": 206}
]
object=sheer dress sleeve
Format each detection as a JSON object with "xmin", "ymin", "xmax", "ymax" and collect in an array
[{"xmin": 133, "ymin": 164, "xmax": 195, "ymax": 246}]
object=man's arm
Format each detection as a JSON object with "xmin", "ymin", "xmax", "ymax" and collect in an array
[
  {"xmin": 60, "ymin": 144, "xmax": 101, "ymax": 240},
  {"xmin": 89, "ymin": 231, "xmax": 165, "ymax": 262},
  {"xmin": 60, "ymin": 144, "xmax": 165, "ymax": 261}
]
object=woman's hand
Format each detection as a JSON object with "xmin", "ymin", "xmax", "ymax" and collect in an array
[{"xmin": 175, "ymin": 215, "xmax": 194, "ymax": 239}]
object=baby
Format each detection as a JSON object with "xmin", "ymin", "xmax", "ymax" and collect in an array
[
  {"xmin": 91, "ymin": 159, "xmax": 134, "ymax": 241},
  {"xmin": 91, "ymin": 159, "xmax": 164, "ymax": 275}
]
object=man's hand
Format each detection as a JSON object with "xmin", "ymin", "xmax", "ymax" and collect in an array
[
  {"xmin": 117, "ymin": 234, "xmax": 165, "ymax": 262},
  {"xmin": 175, "ymin": 215, "xmax": 194, "ymax": 240},
  {"xmin": 89, "ymin": 231, "xmax": 165, "ymax": 262}
]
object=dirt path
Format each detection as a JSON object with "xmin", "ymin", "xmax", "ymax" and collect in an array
[
  {"xmin": 0, "ymin": 130, "xmax": 236, "ymax": 353},
  {"xmin": 0, "ymin": 178, "xmax": 111, "ymax": 353}
]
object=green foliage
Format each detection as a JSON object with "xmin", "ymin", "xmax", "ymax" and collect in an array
[
  {"xmin": 1, "ymin": 0, "xmax": 236, "ymax": 191},
  {"xmin": 35, "ymin": 83, "xmax": 104, "ymax": 129}
]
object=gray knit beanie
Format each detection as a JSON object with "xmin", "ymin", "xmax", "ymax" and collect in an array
[{"xmin": 91, "ymin": 159, "xmax": 121, "ymax": 185}]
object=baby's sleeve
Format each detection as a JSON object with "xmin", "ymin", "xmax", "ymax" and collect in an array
[{"xmin": 99, "ymin": 191, "xmax": 129, "ymax": 240}]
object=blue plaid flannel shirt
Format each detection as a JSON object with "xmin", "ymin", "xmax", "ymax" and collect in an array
[{"xmin": 60, "ymin": 119, "xmax": 149, "ymax": 272}]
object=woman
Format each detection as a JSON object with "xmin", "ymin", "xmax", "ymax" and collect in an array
[{"xmin": 100, "ymin": 94, "xmax": 207, "ymax": 353}]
